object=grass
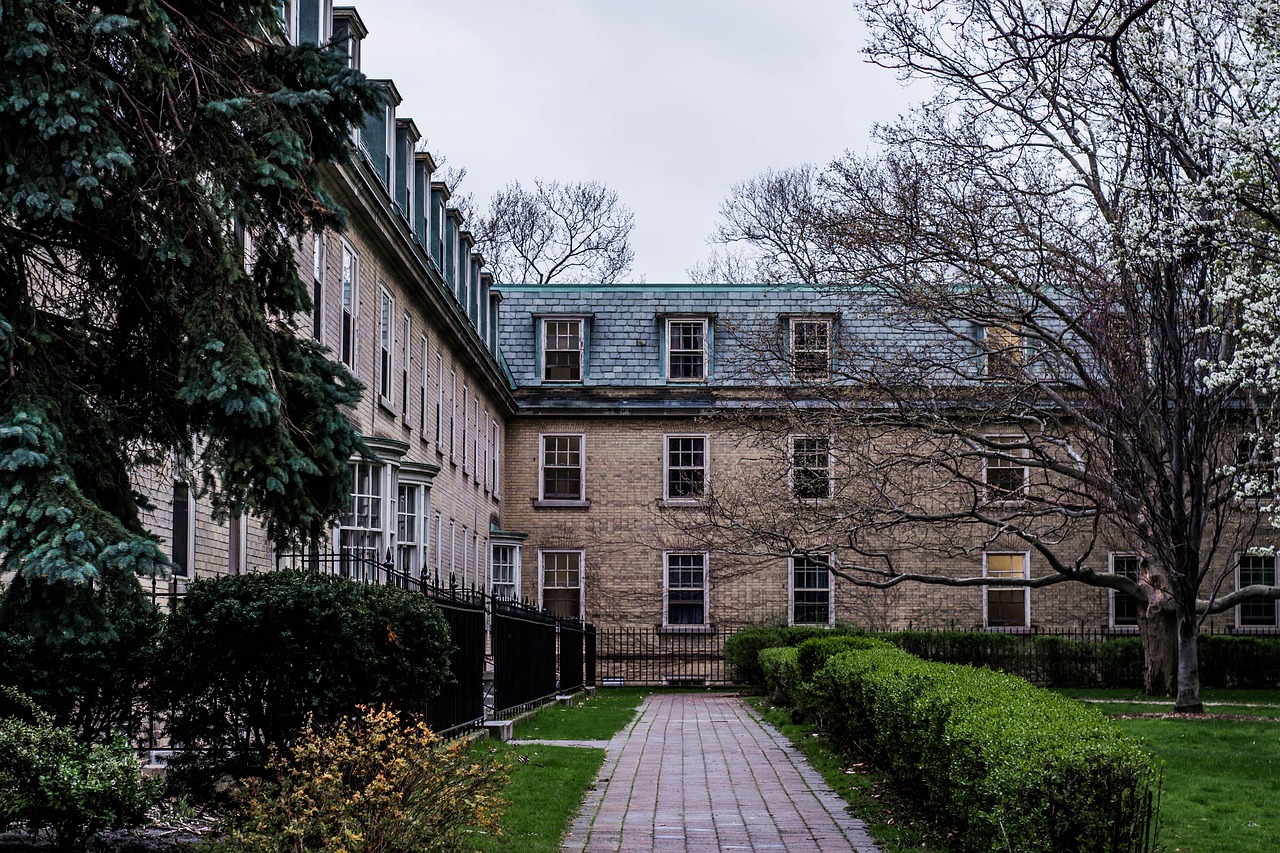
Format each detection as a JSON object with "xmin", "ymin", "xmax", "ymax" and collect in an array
[
  {"xmin": 470, "ymin": 742, "xmax": 606, "ymax": 853},
  {"xmin": 513, "ymin": 687, "xmax": 648, "ymax": 740},
  {"xmin": 470, "ymin": 688, "xmax": 647, "ymax": 852},
  {"xmin": 749, "ymin": 699, "xmax": 951, "ymax": 853},
  {"xmin": 1057, "ymin": 689, "xmax": 1280, "ymax": 853}
]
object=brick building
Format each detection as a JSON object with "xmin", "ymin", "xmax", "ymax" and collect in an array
[{"xmin": 134, "ymin": 2, "xmax": 1279, "ymax": 637}]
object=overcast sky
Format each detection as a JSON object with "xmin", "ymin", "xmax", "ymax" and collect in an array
[{"xmin": 354, "ymin": 1, "xmax": 919, "ymax": 283}]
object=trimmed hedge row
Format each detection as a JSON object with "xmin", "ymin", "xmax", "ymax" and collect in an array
[
  {"xmin": 728, "ymin": 625, "xmax": 1280, "ymax": 689},
  {"xmin": 802, "ymin": 640, "xmax": 1158, "ymax": 852}
]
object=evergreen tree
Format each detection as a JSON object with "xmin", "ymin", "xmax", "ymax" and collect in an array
[{"xmin": 0, "ymin": 0, "xmax": 381, "ymax": 727}]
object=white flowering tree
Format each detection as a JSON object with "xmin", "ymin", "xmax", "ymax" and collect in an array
[{"xmin": 691, "ymin": 0, "xmax": 1280, "ymax": 711}]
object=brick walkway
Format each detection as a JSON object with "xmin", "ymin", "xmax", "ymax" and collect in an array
[{"xmin": 562, "ymin": 693, "xmax": 882, "ymax": 852}]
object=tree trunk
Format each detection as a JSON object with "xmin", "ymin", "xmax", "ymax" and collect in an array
[
  {"xmin": 1137, "ymin": 596, "xmax": 1177, "ymax": 696},
  {"xmin": 1174, "ymin": 612, "xmax": 1204, "ymax": 713}
]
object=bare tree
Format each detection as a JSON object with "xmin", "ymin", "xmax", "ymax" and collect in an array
[
  {"xmin": 473, "ymin": 179, "xmax": 635, "ymax": 284},
  {"xmin": 689, "ymin": 0, "xmax": 1280, "ymax": 710},
  {"xmin": 692, "ymin": 164, "xmax": 834, "ymax": 284}
]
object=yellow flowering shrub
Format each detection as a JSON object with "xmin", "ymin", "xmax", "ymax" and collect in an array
[{"xmin": 212, "ymin": 706, "xmax": 509, "ymax": 853}]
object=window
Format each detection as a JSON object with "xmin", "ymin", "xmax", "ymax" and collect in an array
[
  {"xmin": 432, "ymin": 512, "xmax": 443, "ymax": 583},
  {"xmin": 228, "ymin": 514, "xmax": 248, "ymax": 575},
  {"xmin": 543, "ymin": 318, "xmax": 584, "ymax": 382},
  {"xmin": 491, "ymin": 420, "xmax": 501, "ymax": 495},
  {"xmin": 1238, "ymin": 555, "xmax": 1278, "ymax": 628},
  {"xmin": 791, "ymin": 436, "xmax": 832, "ymax": 500},
  {"xmin": 491, "ymin": 544, "xmax": 520, "ymax": 600},
  {"xmin": 396, "ymin": 484, "xmax": 421, "ymax": 579},
  {"xmin": 791, "ymin": 318, "xmax": 831, "ymax": 381},
  {"xmin": 984, "ymin": 553, "xmax": 1029, "ymax": 629},
  {"xmin": 448, "ymin": 520, "xmax": 457, "ymax": 583},
  {"xmin": 170, "ymin": 480, "xmax": 193, "ymax": 578},
  {"xmin": 541, "ymin": 550, "xmax": 582, "ymax": 618},
  {"xmin": 340, "ymin": 462, "xmax": 385, "ymax": 570},
  {"xmin": 665, "ymin": 552, "xmax": 707, "ymax": 626},
  {"xmin": 435, "ymin": 354, "xmax": 444, "ymax": 445},
  {"xmin": 472, "ymin": 398, "xmax": 480, "ymax": 480},
  {"xmin": 419, "ymin": 336, "xmax": 429, "ymax": 435},
  {"xmin": 279, "ymin": 0, "xmax": 298, "ymax": 42},
  {"xmin": 664, "ymin": 435, "xmax": 707, "ymax": 501},
  {"xmin": 340, "ymin": 242, "xmax": 357, "ymax": 369},
  {"xmin": 983, "ymin": 324, "xmax": 1023, "ymax": 378},
  {"xmin": 311, "ymin": 231, "xmax": 325, "ymax": 341},
  {"xmin": 1234, "ymin": 437, "xmax": 1278, "ymax": 502},
  {"xmin": 1110, "ymin": 553, "xmax": 1140, "ymax": 628},
  {"xmin": 791, "ymin": 555, "xmax": 832, "ymax": 625},
  {"xmin": 378, "ymin": 288, "xmax": 393, "ymax": 403},
  {"xmin": 449, "ymin": 370, "xmax": 457, "ymax": 460},
  {"xmin": 667, "ymin": 318, "xmax": 707, "ymax": 381},
  {"xmin": 540, "ymin": 435, "xmax": 584, "ymax": 501},
  {"xmin": 461, "ymin": 383, "xmax": 469, "ymax": 470},
  {"xmin": 983, "ymin": 436, "xmax": 1028, "ymax": 501},
  {"xmin": 400, "ymin": 314, "xmax": 411, "ymax": 417}
]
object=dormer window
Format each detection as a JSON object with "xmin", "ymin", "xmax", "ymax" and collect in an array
[
  {"xmin": 543, "ymin": 318, "xmax": 584, "ymax": 382},
  {"xmin": 983, "ymin": 324, "xmax": 1023, "ymax": 378},
  {"xmin": 667, "ymin": 318, "xmax": 708, "ymax": 382},
  {"xmin": 790, "ymin": 318, "xmax": 832, "ymax": 381}
]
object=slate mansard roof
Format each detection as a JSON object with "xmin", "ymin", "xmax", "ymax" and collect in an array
[{"xmin": 497, "ymin": 283, "xmax": 850, "ymax": 385}]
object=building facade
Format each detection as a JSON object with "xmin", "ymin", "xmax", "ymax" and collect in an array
[{"xmin": 134, "ymin": 2, "xmax": 1280, "ymax": 638}]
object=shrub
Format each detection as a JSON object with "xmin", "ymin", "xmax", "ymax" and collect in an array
[
  {"xmin": 210, "ymin": 705, "xmax": 509, "ymax": 853},
  {"xmin": 0, "ymin": 687, "xmax": 159, "ymax": 852},
  {"xmin": 809, "ymin": 648, "xmax": 1158, "ymax": 852},
  {"xmin": 1199, "ymin": 635, "xmax": 1280, "ymax": 688},
  {"xmin": 156, "ymin": 571, "xmax": 453, "ymax": 797},
  {"xmin": 724, "ymin": 625, "xmax": 863, "ymax": 686},
  {"xmin": 759, "ymin": 647, "xmax": 801, "ymax": 706}
]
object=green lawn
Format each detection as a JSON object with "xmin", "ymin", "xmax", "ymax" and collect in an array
[
  {"xmin": 471, "ymin": 688, "xmax": 647, "ymax": 851},
  {"xmin": 470, "ymin": 742, "xmax": 606, "ymax": 853},
  {"xmin": 1052, "ymin": 690, "xmax": 1280, "ymax": 853},
  {"xmin": 513, "ymin": 687, "xmax": 647, "ymax": 741}
]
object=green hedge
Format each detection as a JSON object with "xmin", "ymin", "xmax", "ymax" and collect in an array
[
  {"xmin": 759, "ymin": 647, "xmax": 801, "ymax": 706},
  {"xmin": 724, "ymin": 626, "xmax": 864, "ymax": 686},
  {"xmin": 155, "ymin": 571, "xmax": 454, "ymax": 799},
  {"xmin": 810, "ymin": 648, "xmax": 1158, "ymax": 852}
]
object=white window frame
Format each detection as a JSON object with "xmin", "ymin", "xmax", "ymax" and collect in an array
[
  {"xmin": 229, "ymin": 513, "xmax": 249, "ymax": 575},
  {"xmin": 395, "ymin": 482, "xmax": 424, "ymax": 580},
  {"xmin": 340, "ymin": 461, "xmax": 389, "ymax": 570},
  {"xmin": 539, "ymin": 549, "xmax": 585, "ymax": 619},
  {"xmin": 400, "ymin": 313, "xmax": 411, "ymax": 418},
  {"xmin": 790, "ymin": 317, "xmax": 832, "ymax": 381},
  {"xmin": 789, "ymin": 435, "xmax": 833, "ymax": 501},
  {"xmin": 539, "ymin": 433, "xmax": 585, "ymax": 502},
  {"xmin": 663, "ymin": 551, "xmax": 709, "ymax": 627},
  {"xmin": 280, "ymin": 0, "xmax": 299, "ymax": 43},
  {"xmin": 435, "ymin": 353, "xmax": 444, "ymax": 447},
  {"xmin": 340, "ymin": 241, "xmax": 358, "ymax": 370},
  {"xmin": 982, "ymin": 434, "xmax": 1029, "ymax": 502},
  {"xmin": 432, "ymin": 512, "xmax": 443, "ymax": 584},
  {"xmin": 461, "ymin": 383, "xmax": 469, "ymax": 471},
  {"xmin": 449, "ymin": 370, "xmax": 458, "ymax": 461},
  {"xmin": 789, "ymin": 554, "xmax": 834, "ymax": 626},
  {"xmin": 378, "ymin": 287, "xmax": 394, "ymax": 404},
  {"xmin": 663, "ymin": 434, "xmax": 708, "ymax": 502},
  {"xmin": 666, "ymin": 317, "xmax": 708, "ymax": 382},
  {"xmin": 983, "ymin": 552, "xmax": 1030, "ymax": 630},
  {"xmin": 491, "ymin": 543, "xmax": 522, "ymax": 600},
  {"xmin": 311, "ymin": 230, "xmax": 325, "ymax": 342},
  {"xmin": 1109, "ymin": 552, "xmax": 1141, "ymax": 630},
  {"xmin": 171, "ymin": 478, "xmax": 195, "ymax": 579},
  {"xmin": 492, "ymin": 419, "xmax": 501, "ymax": 497},
  {"xmin": 1236, "ymin": 553, "xmax": 1279, "ymax": 629},
  {"xmin": 542, "ymin": 317, "xmax": 585, "ymax": 382},
  {"xmin": 419, "ymin": 335, "xmax": 429, "ymax": 436}
]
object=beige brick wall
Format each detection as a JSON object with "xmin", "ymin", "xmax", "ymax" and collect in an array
[{"xmin": 501, "ymin": 415, "xmax": 1262, "ymax": 631}]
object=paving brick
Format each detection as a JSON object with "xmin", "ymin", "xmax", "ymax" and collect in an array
[{"xmin": 563, "ymin": 694, "xmax": 882, "ymax": 852}]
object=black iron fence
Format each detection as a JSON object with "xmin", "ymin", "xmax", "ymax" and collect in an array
[
  {"xmin": 559, "ymin": 618, "xmax": 587, "ymax": 693},
  {"xmin": 491, "ymin": 599, "xmax": 559, "ymax": 715},
  {"xmin": 594, "ymin": 627, "xmax": 734, "ymax": 686}
]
